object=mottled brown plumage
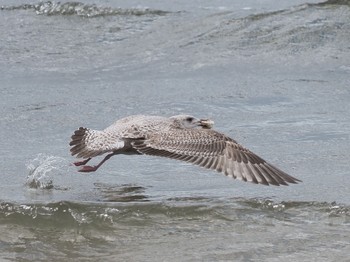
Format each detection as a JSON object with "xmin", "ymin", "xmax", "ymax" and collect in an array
[{"xmin": 70, "ymin": 114, "xmax": 301, "ymax": 186}]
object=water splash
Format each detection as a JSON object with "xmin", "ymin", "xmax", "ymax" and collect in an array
[{"xmin": 26, "ymin": 153, "xmax": 70, "ymax": 189}]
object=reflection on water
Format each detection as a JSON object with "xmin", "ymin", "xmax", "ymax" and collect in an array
[{"xmin": 94, "ymin": 183, "xmax": 149, "ymax": 202}]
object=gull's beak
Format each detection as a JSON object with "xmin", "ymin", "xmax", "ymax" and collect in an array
[{"xmin": 199, "ymin": 119, "xmax": 214, "ymax": 129}]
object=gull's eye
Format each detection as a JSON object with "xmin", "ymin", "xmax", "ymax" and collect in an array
[{"xmin": 186, "ymin": 117, "xmax": 194, "ymax": 122}]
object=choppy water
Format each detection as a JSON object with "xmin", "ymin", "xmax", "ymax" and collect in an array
[{"xmin": 1, "ymin": 0, "xmax": 349, "ymax": 261}]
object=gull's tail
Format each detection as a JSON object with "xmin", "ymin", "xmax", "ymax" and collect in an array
[{"xmin": 69, "ymin": 127, "xmax": 124, "ymax": 159}]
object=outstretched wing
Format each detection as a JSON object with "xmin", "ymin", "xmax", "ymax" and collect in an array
[{"xmin": 132, "ymin": 129, "xmax": 301, "ymax": 186}]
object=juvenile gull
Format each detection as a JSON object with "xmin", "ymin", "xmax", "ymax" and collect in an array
[{"xmin": 69, "ymin": 115, "xmax": 301, "ymax": 186}]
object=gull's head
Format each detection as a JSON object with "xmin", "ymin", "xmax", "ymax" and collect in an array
[{"xmin": 170, "ymin": 115, "xmax": 214, "ymax": 129}]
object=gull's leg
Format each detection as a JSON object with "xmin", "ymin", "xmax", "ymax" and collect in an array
[
  {"xmin": 78, "ymin": 152, "xmax": 116, "ymax": 172},
  {"xmin": 73, "ymin": 158, "xmax": 91, "ymax": 166}
]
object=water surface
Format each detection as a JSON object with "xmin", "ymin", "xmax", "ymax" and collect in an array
[{"xmin": 1, "ymin": 0, "xmax": 349, "ymax": 261}]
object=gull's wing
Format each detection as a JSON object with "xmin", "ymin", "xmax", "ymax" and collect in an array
[{"xmin": 132, "ymin": 129, "xmax": 301, "ymax": 186}]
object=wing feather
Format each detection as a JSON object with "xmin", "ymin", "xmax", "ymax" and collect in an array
[{"xmin": 132, "ymin": 129, "xmax": 301, "ymax": 186}]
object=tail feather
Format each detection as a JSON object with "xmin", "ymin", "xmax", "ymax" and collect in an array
[{"xmin": 69, "ymin": 127, "xmax": 123, "ymax": 159}]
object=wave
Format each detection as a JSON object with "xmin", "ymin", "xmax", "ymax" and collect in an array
[
  {"xmin": 0, "ymin": 198, "xmax": 348, "ymax": 230},
  {"xmin": 316, "ymin": 0, "xmax": 350, "ymax": 6},
  {"xmin": 0, "ymin": 1, "xmax": 169, "ymax": 17},
  {"xmin": 180, "ymin": 0, "xmax": 349, "ymax": 58}
]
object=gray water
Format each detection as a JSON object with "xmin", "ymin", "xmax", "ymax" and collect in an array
[{"xmin": 1, "ymin": 0, "xmax": 350, "ymax": 261}]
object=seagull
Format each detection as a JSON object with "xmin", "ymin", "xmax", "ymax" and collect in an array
[{"xmin": 69, "ymin": 114, "xmax": 301, "ymax": 186}]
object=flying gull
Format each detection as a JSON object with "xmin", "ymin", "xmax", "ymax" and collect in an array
[{"xmin": 69, "ymin": 115, "xmax": 301, "ymax": 186}]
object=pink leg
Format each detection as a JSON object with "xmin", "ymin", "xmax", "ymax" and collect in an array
[
  {"xmin": 73, "ymin": 158, "xmax": 91, "ymax": 166},
  {"xmin": 78, "ymin": 152, "xmax": 116, "ymax": 173}
]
